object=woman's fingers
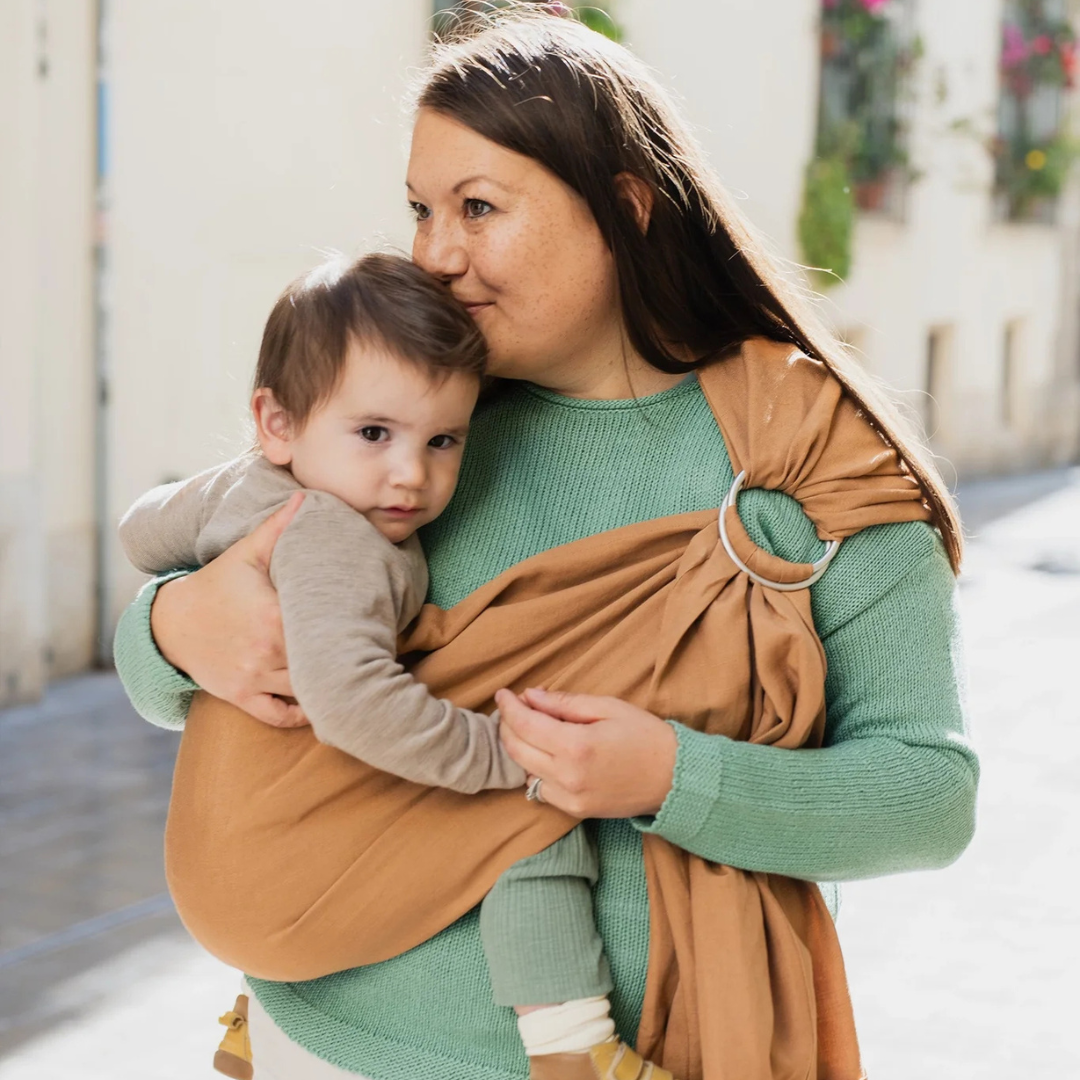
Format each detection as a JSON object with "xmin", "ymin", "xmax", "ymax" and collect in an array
[
  {"xmin": 262, "ymin": 668, "xmax": 295, "ymax": 700},
  {"xmin": 520, "ymin": 687, "xmax": 609, "ymax": 724},
  {"xmin": 496, "ymin": 690, "xmax": 557, "ymax": 772},
  {"xmin": 509, "ymin": 688, "xmax": 679, "ymax": 818},
  {"xmin": 242, "ymin": 692, "xmax": 309, "ymax": 728},
  {"xmin": 149, "ymin": 510, "xmax": 293, "ymax": 711},
  {"xmin": 521, "ymin": 774, "xmax": 580, "ymax": 817},
  {"xmin": 496, "ymin": 689, "xmax": 580, "ymax": 756},
  {"xmin": 241, "ymin": 491, "xmax": 305, "ymax": 571},
  {"xmin": 501, "ymin": 731, "xmax": 552, "ymax": 779}
]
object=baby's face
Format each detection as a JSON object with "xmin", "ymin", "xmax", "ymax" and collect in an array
[{"xmin": 281, "ymin": 344, "xmax": 479, "ymax": 543}]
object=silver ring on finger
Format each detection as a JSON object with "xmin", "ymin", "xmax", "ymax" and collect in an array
[{"xmin": 525, "ymin": 776, "xmax": 545, "ymax": 803}]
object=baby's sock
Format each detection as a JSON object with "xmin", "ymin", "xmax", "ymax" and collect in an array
[{"xmin": 516, "ymin": 995, "xmax": 616, "ymax": 1056}]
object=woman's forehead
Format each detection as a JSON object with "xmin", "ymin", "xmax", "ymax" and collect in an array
[{"xmin": 407, "ymin": 109, "xmax": 533, "ymax": 193}]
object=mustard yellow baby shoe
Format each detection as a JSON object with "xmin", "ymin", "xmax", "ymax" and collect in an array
[
  {"xmin": 529, "ymin": 1037, "xmax": 676, "ymax": 1080},
  {"xmin": 213, "ymin": 993, "xmax": 253, "ymax": 1079}
]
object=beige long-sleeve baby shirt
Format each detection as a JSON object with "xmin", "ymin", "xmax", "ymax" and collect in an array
[{"xmin": 119, "ymin": 454, "xmax": 525, "ymax": 793}]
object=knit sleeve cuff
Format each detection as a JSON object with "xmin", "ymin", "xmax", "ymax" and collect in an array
[
  {"xmin": 631, "ymin": 721, "xmax": 728, "ymax": 851},
  {"xmin": 113, "ymin": 570, "xmax": 199, "ymax": 730}
]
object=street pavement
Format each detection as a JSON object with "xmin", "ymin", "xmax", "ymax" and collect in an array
[{"xmin": 1, "ymin": 469, "xmax": 1078, "ymax": 1078}]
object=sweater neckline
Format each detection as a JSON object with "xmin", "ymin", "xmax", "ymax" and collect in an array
[{"xmin": 521, "ymin": 373, "xmax": 699, "ymax": 411}]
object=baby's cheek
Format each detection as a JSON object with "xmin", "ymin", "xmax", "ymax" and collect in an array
[{"xmin": 436, "ymin": 466, "xmax": 465, "ymax": 512}]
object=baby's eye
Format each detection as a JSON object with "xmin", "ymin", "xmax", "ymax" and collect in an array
[
  {"xmin": 409, "ymin": 201, "xmax": 431, "ymax": 222},
  {"xmin": 464, "ymin": 198, "xmax": 493, "ymax": 219},
  {"xmin": 359, "ymin": 426, "xmax": 389, "ymax": 443},
  {"xmin": 428, "ymin": 434, "xmax": 457, "ymax": 450}
]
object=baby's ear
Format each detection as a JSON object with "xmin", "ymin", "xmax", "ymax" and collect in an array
[{"xmin": 251, "ymin": 388, "xmax": 294, "ymax": 466}]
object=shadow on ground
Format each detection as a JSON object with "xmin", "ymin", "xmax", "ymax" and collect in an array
[
  {"xmin": 0, "ymin": 673, "xmax": 182, "ymax": 1059},
  {"xmin": 956, "ymin": 465, "xmax": 1078, "ymax": 534}
]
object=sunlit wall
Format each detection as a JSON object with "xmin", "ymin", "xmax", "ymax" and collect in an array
[{"xmin": 4, "ymin": 0, "xmax": 1080, "ymax": 702}]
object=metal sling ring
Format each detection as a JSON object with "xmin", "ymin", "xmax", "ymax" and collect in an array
[{"xmin": 718, "ymin": 471, "xmax": 842, "ymax": 592}]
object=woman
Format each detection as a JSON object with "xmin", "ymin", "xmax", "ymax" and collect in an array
[{"xmin": 115, "ymin": 10, "xmax": 977, "ymax": 1080}]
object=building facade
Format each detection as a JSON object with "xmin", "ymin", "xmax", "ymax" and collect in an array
[{"xmin": 2, "ymin": 0, "xmax": 1079, "ymax": 704}]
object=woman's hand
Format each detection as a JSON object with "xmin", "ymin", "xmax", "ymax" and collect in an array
[
  {"xmin": 495, "ymin": 687, "xmax": 678, "ymax": 819},
  {"xmin": 150, "ymin": 492, "xmax": 308, "ymax": 728}
]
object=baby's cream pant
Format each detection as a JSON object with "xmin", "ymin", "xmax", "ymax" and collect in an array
[{"xmin": 245, "ymin": 983, "xmax": 371, "ymax": 1079}]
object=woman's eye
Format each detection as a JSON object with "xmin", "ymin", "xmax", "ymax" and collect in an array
[
  {"xmin": 464, "ymin": 198, "xmax": 493, "ymax": 219},
  {"xmin": 428, "ymin": 434, "xmax": 457, "ymax": 450},
  {"xmin": 359, "ymin": 426, "xmax": 389, "ymax": 443},
  {"xmin": 409, "ymin": 201, "xmax": 431, "ymax": 222}
]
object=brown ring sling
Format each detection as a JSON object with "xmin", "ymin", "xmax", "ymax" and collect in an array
[{"xmin": 165, "ymin": 339, "xmax": 931, "ymax": 1080}]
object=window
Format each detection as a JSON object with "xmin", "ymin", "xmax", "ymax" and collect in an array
[
  {"xmin": 995, "ymin": 0, "xmax": 1078, "ymax": 223},
  {"xmin": 800, "ymin": 0, "xmax": 918, "ymax": 285},
  {"xmin": 816, "ymin": 0, "xmax": 916, "ymax": 216}
]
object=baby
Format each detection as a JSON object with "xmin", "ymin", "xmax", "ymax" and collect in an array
[{"xmin": 120, "ymin": 255, "xmax": 645, "ymax": 1080}]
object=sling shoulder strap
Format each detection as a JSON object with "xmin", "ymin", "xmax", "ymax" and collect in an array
[{"xmin": 696, "ymin": 338, "xmax": 931, "ymax": 589}]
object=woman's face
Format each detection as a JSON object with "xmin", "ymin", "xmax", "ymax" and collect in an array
[{"xmin": 407, "ymin": 108, "xmax": 622, "ymax": 388}]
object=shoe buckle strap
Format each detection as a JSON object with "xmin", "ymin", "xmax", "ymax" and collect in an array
[
  {"xmin": 610, "ymin": 1043, "xmax": 645, "ymax": 1080},
  {"xmin": 218, "ymin": 1010, "xmax": 247, "ymax": 1031}
]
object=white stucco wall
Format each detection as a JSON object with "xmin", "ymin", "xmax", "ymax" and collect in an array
[
  {"xmin": 36, "ymin": 0, "xmax": 98, "ymax": 676},
  {"xmin": 1, "ymin": 0, "xmax": 48, "ymax": 705},
  {"xmin": 104, "ymin": 0, "xmax": 430, "ymax": 625},
  {"xmin": 622, "ymin": 0, "xmax": 1080, "ymax": 479},
  {"xmin": 830, "ymin": 0, "xmax": 1080, "ymax": 475},
  {"xmin": 0, "ymin": 0, "xmax": 97, "ymax": 704},
  {"xmin": 7, "ymin": 0, "xmax": 1080, "ymax": 694},
  {"xmin": 621, "ymin": 0, "xmax": 821, "ymax": 264}
]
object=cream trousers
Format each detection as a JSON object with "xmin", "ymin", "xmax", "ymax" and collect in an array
[{"xmin": 245, "ymin": 983, "xmax": 371, "ymax": 1079}]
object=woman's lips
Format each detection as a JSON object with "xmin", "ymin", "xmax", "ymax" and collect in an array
[{"xmin": 462, "ymin": 301, "xmax": 493, "ymax": 317}]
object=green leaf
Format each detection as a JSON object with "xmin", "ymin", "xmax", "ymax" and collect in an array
[{"xmin": 798, "ymin": 156, "xmax": 855, "ymax": 288}]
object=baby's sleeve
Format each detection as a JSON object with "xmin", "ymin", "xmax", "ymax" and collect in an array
[
  {"xmin": 271, "ymin": 496, "xmax": 527, "ymax": 793},
  {"xmin": 118, "ymin": 458, "xmax": 251, "ymax": 573}
]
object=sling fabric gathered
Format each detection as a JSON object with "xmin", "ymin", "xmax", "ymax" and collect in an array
[{"xmin": 166, "ymin": 338, "xmax": 932, "ymax": 1080}]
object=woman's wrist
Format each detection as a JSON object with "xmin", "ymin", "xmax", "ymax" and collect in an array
[
  {"xmin": 633, "ymin": 723, "xmax": 727, "ymax": 851},
  {"xmin": 639, "ymin": 718, "xmax": 679, "ymax": 817},
  {"xmin": 149, "ymin": 573, "xmax": 195, "ymax": 675}
]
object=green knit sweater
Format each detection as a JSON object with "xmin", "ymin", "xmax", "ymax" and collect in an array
[{"xmin": 114, "ymin": 376, "xmax": 977, "ymax": 1079}]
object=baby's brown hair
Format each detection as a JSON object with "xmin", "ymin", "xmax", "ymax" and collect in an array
[{"xmin": 254, "ymin": 253, "xmax": 487, "ymax": 428}]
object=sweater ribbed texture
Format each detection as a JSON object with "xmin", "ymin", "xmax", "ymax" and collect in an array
[{"xmin": 113, "ymin": 376, "xmax": 977, "ymax": 1079}]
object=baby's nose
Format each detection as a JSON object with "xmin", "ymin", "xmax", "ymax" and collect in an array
[{"xmin": 391, "ymin": 455, "xmax": 427, "ymax": 488}]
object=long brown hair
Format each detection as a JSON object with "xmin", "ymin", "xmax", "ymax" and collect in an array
[{"xmin": 417, "ymin": 6, "xmax": 963, "ymax": 571}]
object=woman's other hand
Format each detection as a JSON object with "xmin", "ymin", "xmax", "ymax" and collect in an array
[
  {"xmin": 495, "ymin": 687, "xmax": 677, "ymax": 818},
  {"xmin": 149, "ymin": 492, "xmax": 308, "ymax": 728}
]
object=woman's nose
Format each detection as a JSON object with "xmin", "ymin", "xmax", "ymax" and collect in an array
[{"xmin": 413, "ymin": 219, "xmax": 468, "ymax": 283}]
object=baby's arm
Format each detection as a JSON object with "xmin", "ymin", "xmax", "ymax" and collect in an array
[
  {"xmin": 272, "ymin": 495, "xmax": 527, "ymax": 793},
  {"xmin": 118, "ymin": 456, "xmax": 255, "ymax": 573}
]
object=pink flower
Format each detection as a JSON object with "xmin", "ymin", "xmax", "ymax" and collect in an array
[
  {"xmin": 1001, "ymin": 24, "xmax": 1028, "ymax": 69},
  {"xmin": 1061, "ymin": 40, "xmax": 1077, "ymax": 87},
  {"xmin": 859, "ymin": 0, "xmax": 890, "ymax": 11},
  {"xmin": 1033, "ymin": 34, "xmax": 1053, "ymax": 56}
]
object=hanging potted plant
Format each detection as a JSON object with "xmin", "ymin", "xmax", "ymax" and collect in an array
[
  {"xmin": 994, "ymin": 1, "xmax": 1080, "ymax": 221},
  {"xmin": 800, "ymin": 0, "xmax": 917, "ymax": 284}
]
